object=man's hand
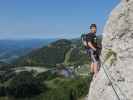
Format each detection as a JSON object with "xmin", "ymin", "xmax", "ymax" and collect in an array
[
  {"xmin": 93, "ymin": 48, "xmax": 97, "ymax": 51},
  {"xmin": 88, "ymin": 42, "xmax": 97, "ymax": 51}
]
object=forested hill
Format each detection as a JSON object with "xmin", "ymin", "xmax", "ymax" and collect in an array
[{"xmin": 13, "ymin": 35, "xmax": 102, "ymax": 68}]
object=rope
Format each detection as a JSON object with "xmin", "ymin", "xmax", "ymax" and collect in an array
[
  {"xmin": 99, "ymin": 55, "xmax": 129, "ymax": 100},
  {"xmin": 100, "ymin": 55, "xmax": 130, "ymax": 100},
  {"xmin": 100, "ymin": 57, "xmax": 121, "ymax": 100},
  {"xmin": 103, "ymin": 64, "xmax": 129, "ymax": 100}
]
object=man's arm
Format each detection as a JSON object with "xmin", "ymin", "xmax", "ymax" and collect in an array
[{"xmin": 88, "ymin": 42, "xmax": 96, "ymax": 51}]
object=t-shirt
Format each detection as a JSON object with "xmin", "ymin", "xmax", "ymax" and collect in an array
[{"xmin": 86, "ymin": 32, "xmax": 97, "ymax": 48}]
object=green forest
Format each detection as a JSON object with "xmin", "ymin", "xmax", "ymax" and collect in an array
[{"xmin": 0, "ymin": 36, "xmax": 102, "ymax": 100}]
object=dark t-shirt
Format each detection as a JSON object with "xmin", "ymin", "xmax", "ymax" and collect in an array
[{"xmin": 86, "ymin": 32, "xmax": 97, "ymax": 48}]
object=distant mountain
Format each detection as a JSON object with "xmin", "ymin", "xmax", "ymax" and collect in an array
[{"xmin": 0, "ymin": 39, "xmax": 56, "ymax": 63}]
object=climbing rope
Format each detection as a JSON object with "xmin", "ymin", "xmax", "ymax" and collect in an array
[
  {"xmin": 100, "ymin": 58, "xmax": 121, "ymax": 100},
  {"xmin": 100, "ymin": 55, "xmax": 129, "ymax": 100}
]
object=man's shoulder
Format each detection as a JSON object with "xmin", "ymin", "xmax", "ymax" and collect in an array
[{"xmin": 86, "ymin": 33, "xmax": 94, "ymax": 37}]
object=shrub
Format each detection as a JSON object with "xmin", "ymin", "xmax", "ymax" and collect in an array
[
  {"xmin": 105, "ymin": 49, "xmax": 117, "ymax": 63},
  {"xmin": 36, "ymin": 71, "xmax": 58, "ymax": 81},
  {"xmin": 42, "ymin": 88, "xmax": 73, "ymax": 100},
  {"xmin": 42, "ymin": 77, "xmax": 90, "ymax": 100},
  {"xmin": 0, "ymin": 86, "xmax": 6, "ymax": 96},
  {"xmin": 7, "ymin": 71, "xmax": 45, "ymax": 98}
]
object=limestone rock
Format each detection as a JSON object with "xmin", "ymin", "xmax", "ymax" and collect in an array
[{"xmin": 87, "ymin": 0, "xmax": 133, "ymax": 100}]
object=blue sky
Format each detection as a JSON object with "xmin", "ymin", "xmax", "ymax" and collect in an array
[{"xmin": 0, "ymin": 0, "xmax": 120, "ymax": 39}]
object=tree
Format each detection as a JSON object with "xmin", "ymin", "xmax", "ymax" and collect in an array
[{"xmin": 7, "ymin": 71, "xmax": 45, "ymax": 98}]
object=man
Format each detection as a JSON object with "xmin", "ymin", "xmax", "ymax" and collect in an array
[{"xmin": 85, "ymin": 24, "xmax": 99, "ymax": 78}]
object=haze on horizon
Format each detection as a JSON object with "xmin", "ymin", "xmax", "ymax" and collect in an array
[{"xmin": 0, "ymin": 0, "xmax": 119, "ymax": 39}]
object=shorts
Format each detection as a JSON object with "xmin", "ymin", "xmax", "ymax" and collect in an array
[{"xmin": 86, "ymin": 48, "xmax": 98, "ymax": 64}]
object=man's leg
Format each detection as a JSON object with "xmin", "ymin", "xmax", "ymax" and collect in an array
[
  {"xmin": 93, "ymin": 62, "xmax": 98, "ymax": 77},
  {"xmin": 87, "ymin": 49, "xmax": 94, "ymax": 75},
  {"xmin": 90, "ymin": 62, "xmax": 94, "ymax": 73},
  {"xmin": 90, "ymin": 50, "xmax": 98, "ymax": 77},
  {"xmin": 89, "ymin": 63, "xmax": 94, "ymax": 80}
]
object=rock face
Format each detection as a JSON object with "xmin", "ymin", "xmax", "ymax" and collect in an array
[{"xmin": 88, "ymin": 0, "xmax": 133, "ymax": 100}]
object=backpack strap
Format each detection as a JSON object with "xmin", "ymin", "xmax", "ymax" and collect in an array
[{"xmin": 85, "ymin": 34, "xmax": 89, "ymax": 48}]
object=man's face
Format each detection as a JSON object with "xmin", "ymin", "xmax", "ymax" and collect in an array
[{"xmin": 90, "ymin": 27, "xmax": 97, "ymax": 33}]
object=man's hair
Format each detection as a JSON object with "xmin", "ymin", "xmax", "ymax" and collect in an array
[{"xmin": 90, "ymin": 24, "xmax": 97, "ymax": 29}]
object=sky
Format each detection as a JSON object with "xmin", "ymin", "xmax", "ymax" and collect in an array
[{"xmin": 0, "ymin": 0, "xmax": 120, "ymax": 39}]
